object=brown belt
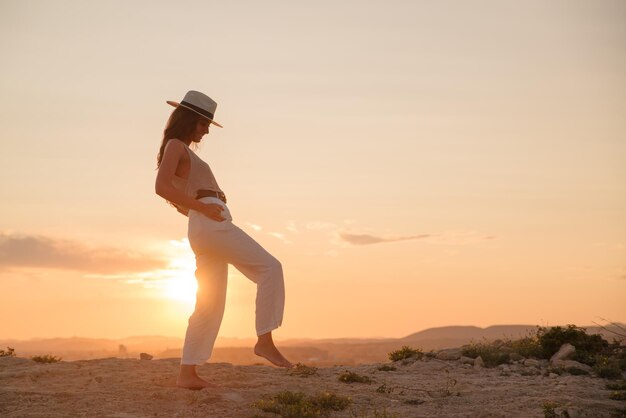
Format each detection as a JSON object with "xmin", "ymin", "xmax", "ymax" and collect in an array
[{"xmin": 196, "ymin": 189, "xmax": 227, "ymax": 204}]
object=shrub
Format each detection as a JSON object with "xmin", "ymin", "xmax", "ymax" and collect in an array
[
  {"xmin": 543, "ymin": 402, "xmax": 558, "ymax": 418},
  {"xmin": 536, "ymin": 325, "xmax": 608, "ymax": 365},
  {"xmin": 461, "ymin": 340, "xmax": 510, "ymax": 368},
  {"xmin": 388, "ymin": 346, "xmax": 423, "ymax": 362},
  {"xmin": 253, "ymin": 390, "xmax": 351, "ymax": 418},
  {"xmin": 608, "ymin": 343, "xmax": 626, "ymax": 371},
  {"xmin": 311, "ymin": 391, "xmax": 351, "ymax": 411},
  {"xmin": 31, "ymin": 354, "xmax": 61, "ymax": 363},
  {"xmin": 508, "ymin": 335, "xmax": 543, "ymax": 359},
  {"xmin": 338, "ymin": 371, "xmax": 372, "ymax": 384},
  {"xmin": 0, "ymin": 347, "xmax": 16, "ymax": 357}
]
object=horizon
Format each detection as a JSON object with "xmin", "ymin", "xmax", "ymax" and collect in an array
[
  {"xmin": 1, "ymin": 1, "xmax": 625, "ymax": 342},
  {"xmin": 2, "ymin": 320, "xmax": 623, "ymax": 343}
]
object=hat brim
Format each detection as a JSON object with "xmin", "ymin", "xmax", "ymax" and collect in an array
[{"xmin": 166, "ymin": 100, "xmax": 223, "ymax": 128}]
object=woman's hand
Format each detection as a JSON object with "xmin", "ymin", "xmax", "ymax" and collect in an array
[{"xmin": 199, "ymin": 203, "xmax": 226, "ymax": 222}]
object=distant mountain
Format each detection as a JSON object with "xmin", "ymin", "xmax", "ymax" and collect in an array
[
  {"xmin": 2, "ymin": 322, "xmax": 623, "ymax": 364},
  {"xmin": 401, "ymin": 324, "xmax": 539, "ymax": 341}
]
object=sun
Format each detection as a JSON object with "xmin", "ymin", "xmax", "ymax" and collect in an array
[
  {"xmin": 158, "ymin": 239, "xmax": 198, "ymax": 304},
  {"xmin": 162, "ymin": 269, "xmax": 197, "ymax": 303}
]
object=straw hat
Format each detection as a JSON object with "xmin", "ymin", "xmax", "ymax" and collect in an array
[{"xmin": 166, "ymin": 90, "xmax": 223, "ymax": 128}]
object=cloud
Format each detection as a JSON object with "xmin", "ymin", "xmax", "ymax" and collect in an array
[
  {"xmin": 285, "ymin": 220, "xmax": 299, "ymax": 233},
  {"xmin": 339, "ymin": 232, "xmax": 433, "ymax": 246},
  {"xmin": 246, "ymin": 222, "xmax": 262, "ymax": 231},
  {"xmin": 268, "ymin": 232, "xmax": 292, "ymax": 245},
  {"xmin": 306, "ymin": 221, "xmax": 336, "ymax": 230},
  {"xmin": 338, "ymin": 230, "xmax": 496, "ymax": 246},
  {"xmin": 0, "ymin": 232, "xmax": 167, "ymax": 274}
]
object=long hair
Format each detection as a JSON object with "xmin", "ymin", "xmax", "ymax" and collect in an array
[{"xmin": 157, "ymin": 106, "xmax": 203, "ymax": 168}]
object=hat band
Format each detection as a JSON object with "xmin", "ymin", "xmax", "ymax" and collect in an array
[{"xmin": 180, "ymin": 100, "xmax": 215, "ymax": 120}]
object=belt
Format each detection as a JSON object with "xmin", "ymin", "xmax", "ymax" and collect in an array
[{"xmin": 196, "ymin": 189, "xmax": 227, "ymax": 204}]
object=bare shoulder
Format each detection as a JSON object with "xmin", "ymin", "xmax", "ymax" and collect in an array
[
  {"xmin": 158, "ymin": 139, "xmax": 190, "ymax": 178},
  {"xmin": 162, "ymin": 139, "xmax": 189, "ymax": 162},
  {"xmin": 164, "ymin": 138, "xmax": 185, "ymax": 153}
]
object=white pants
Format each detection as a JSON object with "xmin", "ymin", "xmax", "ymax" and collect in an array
[{"xmin": 181, "ymin": 197, "xmax": 285, "ymax": 365}]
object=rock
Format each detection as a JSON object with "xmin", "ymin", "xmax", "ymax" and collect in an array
[
  {"xmin": 551, "ymin": 359, "xmax": 592, "ymax": 373},
  {"xmin": 436, "ymin": 348, "xmax": 462, "ymax": 361},
  {"xmin": 118, "ymin": 344, "xmax": 128, "ymax": 357},
  {"xmin": 498, "ymin": 364, "xmax": 511, "ymax": 372},
  {"xmin": 550, "ymin": 343, "xmax": 575, "ymax": 362},
  {"xmin": 499, "ymin": 346, "xmax": 512, "ymax": 354},
  {"xmin": 459, "ymin": 356, "xmax": 475, "ymax": 365},
  {"xmin": 548, "ymin": 372, "xmax": 559, "ymax": 378},
  {"xmin": 509, "ymin": 353, "xmax": 524, "ymax": 362},
  {"xmin": 474, "ymin": 356, "xmax": 484, "ymax": 369},
  {"xmin": 523, "ymin": 359, "xmax": 541, "ymax": 368},
  {"xmin": 139, "ymin": 353, "xmax": 153, "ymax": 360}
]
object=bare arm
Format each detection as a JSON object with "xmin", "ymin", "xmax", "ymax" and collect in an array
[{"xmin": 155, "ymin": 140, "xmax": 225, "ymax": 221}]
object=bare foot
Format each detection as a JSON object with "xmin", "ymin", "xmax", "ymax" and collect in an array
[
  {"xmin": 254, "ymin": 341, "xmax": 294, "ymax": 368},
  {"xmin": 176, "ymin": 375, "xmax": 219, "ymax": 390},
  {"xmin": 176, "ymin": 365, "xmax": 220, "ymax": 390}
]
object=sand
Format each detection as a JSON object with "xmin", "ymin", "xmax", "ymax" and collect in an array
[{"xmin": 0, "ymin": 354, "xmax": 623, "ymax": 417}]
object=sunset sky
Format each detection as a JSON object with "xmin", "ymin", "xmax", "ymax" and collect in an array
[{"xmin": 1, "ymin": 0, "xmax": 624, "ymax": 342}]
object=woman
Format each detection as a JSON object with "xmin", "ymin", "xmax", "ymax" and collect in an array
[{"xmin": 155, "ymin": 90, "xmax": 293, "ymax": 390}]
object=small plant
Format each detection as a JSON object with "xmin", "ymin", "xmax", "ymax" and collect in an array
[
  {"xmin": 288, "ymin": 363, "xmax": 318, "ymax": 377},
  {"xmin": 404, "ymin": 399, "xmax": 425, "ymax": 405},
  {"xmin": 376, "ymin": 384, "xmax": 391, "ymax": 394},
  {"xmin": 609, "ymin": 391, "xmax": 626, "ymax": 401},
  {"xmin": 441, "ymin": 368, "xmax": 459, "ymax": 397},
  {"xmin": 564, "ymin": 366, "xmax": 589, "ymax": 376},
  {"xmin": 253, "ymin": 390, "xmax": 351, "ymax": 417},
  {"xmin": 542, "ymin": 401, "xmax": 570, "ymax": 418},
  {"xmin": 0, "ymin": 347, "xmax": 16, "ymax": 357},
  {"xmin": 377, "ymin": 365, "xmax": 396, "ymax": 372},
  {"xmin": 606, "ymin": 381, "xmax": 626, "ymax": 390},
  {"xmin": 388, "ymin": 346, "xmax": 423, "ymax": 362},
  {"xmin": 31, "ymin": 354, "xmax": 61, "ymax": 363},
  {"xmin": 338, "ymin": 371, "xmax": 371, "ymax": 384},
  {"xmin": 372, "ymin": 409, "xmax": 400, "ymax": 418},
  {"xmin": 594, "ymin": 355, "xmax": 622, "ymax": 379}
]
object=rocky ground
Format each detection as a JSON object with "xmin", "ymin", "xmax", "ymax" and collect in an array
[{"xmin": 1, "ymin": 347, "xmax": 625, "ymax": 417}]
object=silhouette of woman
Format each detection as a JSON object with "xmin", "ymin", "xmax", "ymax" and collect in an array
[{"xmin": 155, "ymin": 90, "xmax": 293, "ymax": 390}]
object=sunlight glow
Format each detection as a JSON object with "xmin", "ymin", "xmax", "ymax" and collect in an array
[
  {"xmin": 83, "ymin": 238, "xmax": 199, "ymax": 304},
  {"xmin": 157, "ymin": 239, "xmax": 198, "ymax": 303}
]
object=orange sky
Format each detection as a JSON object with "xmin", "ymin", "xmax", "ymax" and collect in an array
[{"xmin": 1, "ymin": 0, "xmax": 624, "ymax": 341}]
